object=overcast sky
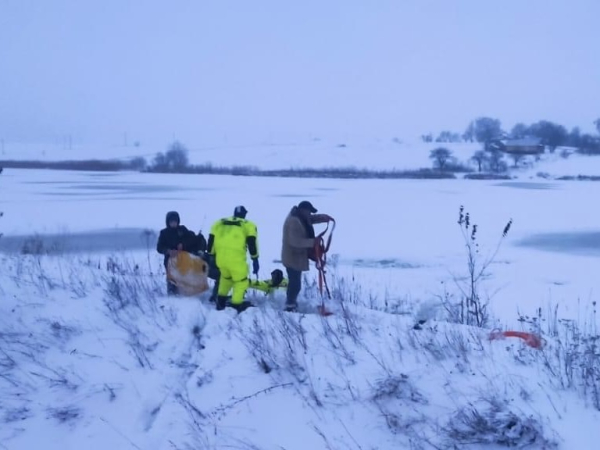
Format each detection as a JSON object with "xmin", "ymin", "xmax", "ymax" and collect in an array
[{"xmin": 0, "ymin": 0, "xmax": 598, "ymax": 147}]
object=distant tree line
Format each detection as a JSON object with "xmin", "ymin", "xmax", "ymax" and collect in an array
[
  {"xmin": 429, "ymin": 146, "xmax": 509, "ymax": 175},
  {"xmin": 424, "ymin": 116, "xmax": 600, "ymax": 175},
  {"xmin": 424, "ymin": 116, "xmax": 600, "ymax": 154}
]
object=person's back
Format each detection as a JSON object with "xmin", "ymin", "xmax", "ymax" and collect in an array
[
  {"xmin": 280, "ymin": 200, "xmax": 332, "ymax": 311},
  {"xmin": 207, "ymin": 205, "xmax": 260, "ymax": 312},
  {"xmin": 210, "ymin": 217, "xmax": 256, "ymax": 265}
]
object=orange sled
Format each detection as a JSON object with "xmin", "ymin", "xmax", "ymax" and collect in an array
[
  {"xmin": 489, "ymin": 329, "xmax": 543, "ymax": 349},
  {"xmin": 167, "ymin": 251, "xmax": 210, "ymax": 296}
]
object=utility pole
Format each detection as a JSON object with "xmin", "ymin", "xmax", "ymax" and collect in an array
[{"xmin": 1, "ymin": 138, "xmax": 4, "ymax": 154}]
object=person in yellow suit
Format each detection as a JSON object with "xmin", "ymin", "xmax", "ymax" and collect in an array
[
  {"xmin": 249, "ymin": 269, "xmax": 288, "ymax": 295},
  {"xmin": 207, "ymin": 205, "xmax": 259, "ymax": 312}
]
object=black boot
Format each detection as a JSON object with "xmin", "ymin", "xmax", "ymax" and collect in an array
[
  {"xmin": 167, "ymin": 280, "xmax": 178, "ymax": 296},
  {"xmin": 216, "ymin": 296, "xmax": 228, "ymax": 311},
  {"xmin": 209, "ymin": 282, "xmax": 219, "ymax": 303},
  {"xmin": 284, "ymin": 303, "xmax": 298, "ymax": 312},
  {"xmin": 231, "ymin": 301, "xmax": 254, "ymax": 313}
]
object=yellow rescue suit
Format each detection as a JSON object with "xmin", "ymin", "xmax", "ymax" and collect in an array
[
  {"xmin": 209, "ymin": 217, "xmax": 259, "ymax": 305},
  {"xmin": 249, "ymin": 278, "xmax": 288, "ymax": 294}
]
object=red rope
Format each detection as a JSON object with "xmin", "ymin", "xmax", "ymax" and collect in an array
[{"xmin": 313, "ymin": 220, "xmax": 335, "ymax": 313}]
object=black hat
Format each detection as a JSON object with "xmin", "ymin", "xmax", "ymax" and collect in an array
[
  {"xmin": 234, "ymin": 205, "xmax": 248, "ymax": 218},
  {"xmin": 166, "ymin": 211, "xmax": 180, "ymax": 226},
  {"xmin": 297, "ymin": 200, "xmax": 317, "ymax": 213},
  {"xmin": 271, "ymin": 269, "xmax": 284, "ymax": 287}
]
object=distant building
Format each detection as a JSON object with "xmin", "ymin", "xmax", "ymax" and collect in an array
[{"xmin": 492, "ymin": 137, "xmax": 545, "ymax": 154}]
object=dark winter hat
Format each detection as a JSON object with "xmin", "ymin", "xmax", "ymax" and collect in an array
[
  {"xmin": 233, "ymin": 205, "xmax": 248, "ymax": 218},
  {"xmin": 297, "ymin": 200, "xmax": 317, "ymax": 213},
  {"xmin": 271, "ymin": 269, "xmax": 284, "ymax": 287},
  {"xmin": 166, "ymin": 211, "xmax": 180, "ymax": 226}
]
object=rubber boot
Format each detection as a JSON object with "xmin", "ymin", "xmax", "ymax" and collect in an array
[
  {"xmin": 284, "ymin": 303, "xmax": 298, "ymax": 313},
  {"xmin": 216, "ymin": 296, "xmax": 228, "ymax": 311},
  {"xmin": 209, "ymin": 282, "xmax": 219, "ymax": 303},
  {"xmin": 231, "ymin": 301, "xmax": 254, "ymax": 314}
]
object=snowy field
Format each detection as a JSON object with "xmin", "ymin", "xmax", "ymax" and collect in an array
[
  {"xmin": 2, "ymin": 168, "xmax": 600, "ymax": 449},
  {"xmin": 5, "ymin": 138, "xmax": 600, "ymax": 177},
  {"xmin": 1, "ymin": 137, "xmax": 473, "ymax": 172}
]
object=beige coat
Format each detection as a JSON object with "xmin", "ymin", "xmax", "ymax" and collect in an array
[{"xmin": 281, "ymin": 209, "xmax": 316, "ymax": 271}]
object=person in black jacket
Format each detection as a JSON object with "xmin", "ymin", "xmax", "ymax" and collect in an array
[
  {"xmin": 195, "ymin": 229, "xmax": 221, "ymax": 302},
  {"xmin": 156, "ymin": 211, "xmax": 200, "ymax": 295},
  {"xmin": 201, "ymin": 251, "xmax": 220, "ymax": 303}
]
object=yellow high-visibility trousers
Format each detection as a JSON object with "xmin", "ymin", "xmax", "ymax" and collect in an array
[{"xmin": 217, "ymin": 261, "xmax": 249, "ymax": 304}]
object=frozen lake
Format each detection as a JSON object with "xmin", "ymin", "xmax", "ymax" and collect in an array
[{"xmin": 2, "ymin": 168, "xmax": 599, "ymax": 325}]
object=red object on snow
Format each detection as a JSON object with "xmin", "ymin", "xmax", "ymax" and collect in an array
[
  {"xmin": 489, "ymin": 329, "xmax": 543, "ymax": 349},
  {"xmin": 314, "ymin": 218, "xmax": 336, "ymax": 316}
]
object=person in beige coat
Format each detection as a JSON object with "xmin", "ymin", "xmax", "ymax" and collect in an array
[{"xmin": 281, "ymin": 200, "xmax": 332, "ymax": 312}]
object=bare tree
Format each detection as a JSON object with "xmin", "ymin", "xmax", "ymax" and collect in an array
[
  {"xmin": 567, "ymin": 127, "xmax": 582, "ymax": 147},
  {"xmin": 129, "ymin": 157, "xmax": 147, "ymax": 171},
  {"xmin": 151, "ymin": 141, "xmax": 190, "ymax": 172},
  {"xmin": 486, "ymin": 149, "xmax": 507, "ymax": 173},
  {"xmin": 467, "ymin": 117, "xmax": 503, "ymax": 150},
  {"xmin": 510, "ymin": 153, "xmax": 525, "ymax": 168},
  {"xmin": 510, "ymin": 123, "xmax": 528, "ymax": 139},
  {"xmin": 435, "ymin": 131, "xmax": 461, "ymax": 143},
  {"xmin": 528, "ymin": 120, "xmax": 568, "ymax": 152},
  {"xmin": 429, "ymin": 147, "xmax": 453, "ymax": 171},
  {"xmin": 463, "ymin": 122, "xmax": 475, "ymax": 142},
  {"xmin": 470, "ymin": 151, "xmax": 487, "ymax": 172}
]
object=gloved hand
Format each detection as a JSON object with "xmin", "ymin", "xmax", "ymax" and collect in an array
[
  {"xmin": 169, "ymin": 249, "xmax": 179, "ymax": 257},
  {"xmin": 312, "ymin": 214, "xmax": 333, "ymax": 224},
  {"xmin": 252, "ymin": 258, "xmax": 260, "ymax": 275},
  {"xmin": 177, "ymin": 243, "xmax": 183, "ymax": 250}
]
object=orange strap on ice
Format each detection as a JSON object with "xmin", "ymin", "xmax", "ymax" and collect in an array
[{"xmin": 489, "ymin": 329, "xmax": 543, "ymax": 349}]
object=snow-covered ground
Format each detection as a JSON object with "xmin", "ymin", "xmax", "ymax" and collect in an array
[
  {"xmin": 5, "ymin": 137, "xmax": 600, "ymax": 177},
  {"xmin": 0, "ymin": 137, "xmax": 480, "ymax": 171},
  {"xmin": 2, "ymin": 168, "xmax": 600, "ymax": 449}
]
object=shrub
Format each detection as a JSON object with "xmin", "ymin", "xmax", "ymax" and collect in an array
[
  {"xmin": 443, "ymin": 398, "xmax": 558, "ymax": 448},
  {"xmin": 442, "ymin": 206, "xmax": 512, "ymax": 327}
]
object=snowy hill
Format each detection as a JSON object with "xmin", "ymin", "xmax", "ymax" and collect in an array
[
  {"xmin": 2, "ymin": 168, "xmax": 600, "ymax": 448},
  {"xmin": 2, "ymin": 252, "xmax": 600, "ymax": 450}
]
